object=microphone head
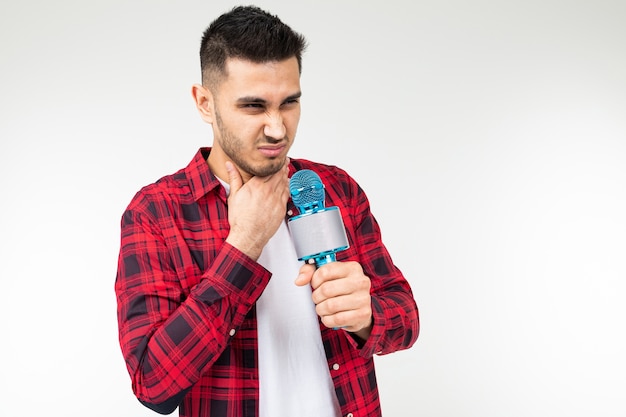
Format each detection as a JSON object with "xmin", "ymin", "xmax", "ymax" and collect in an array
[{"xmin": 289, "ymin": 169, "xmax": 325, "ymax": 213}]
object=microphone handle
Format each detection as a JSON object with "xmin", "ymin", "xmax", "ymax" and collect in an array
[{"xmin": 309, "ymin": 252, "xmax": 338, "ymax": 268}]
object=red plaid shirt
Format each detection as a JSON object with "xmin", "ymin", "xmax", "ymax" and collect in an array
[{"xmin": 115, "ymin": 148, "xmax": 419, "ymax": 417}]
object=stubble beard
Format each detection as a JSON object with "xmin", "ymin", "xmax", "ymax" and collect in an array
[{"xmin": 214, "ymin": 110, "xmax": 288, "ymax": 178}]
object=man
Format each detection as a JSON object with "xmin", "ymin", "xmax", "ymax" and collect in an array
[{"xmin": 115, "ymin": 5, "xmax": 419, "ymax": 417}]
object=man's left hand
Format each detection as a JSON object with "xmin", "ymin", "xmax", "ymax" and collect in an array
[{"xmin": 295, "ymin": 261, "xmax": 373, "ymax": 341}]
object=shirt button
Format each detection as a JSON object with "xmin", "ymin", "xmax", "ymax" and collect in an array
[
  {"xmin": 346, "ymin": 413, "xmax": 354, "ymax": 417},
  {"xmin": 332, "ymin": 363, "xmax": 340, "ymax": 371},
  {"xmin": 287, "ymin": 209, "xmax": 293, "ymax": 216},
  {"xmin": 229, "ymin": 329, "xmax": 236, "ymax": 336}
]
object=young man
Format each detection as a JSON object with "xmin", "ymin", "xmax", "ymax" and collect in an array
[{"xmin": 115, "ymin": 6, "xmax": 419, "ymax": 417}]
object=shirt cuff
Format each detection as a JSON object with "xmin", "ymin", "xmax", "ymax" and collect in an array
[{"xmin": 194, "ymin": 242, "xmax": 271, "ymax": 305}]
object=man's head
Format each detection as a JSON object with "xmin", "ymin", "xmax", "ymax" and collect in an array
[
  {"xmin": 192, "ymin": 6, "xmax": 306, "ymax": 183},
  {"xmin": 199, "ymin": 5, "xmax": 307, "ymax": 91}
]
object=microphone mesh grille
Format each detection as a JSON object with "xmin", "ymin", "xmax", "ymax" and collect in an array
[{"xmin": 289, "ymin": 169, "xmax": 325, "ymax": 208}]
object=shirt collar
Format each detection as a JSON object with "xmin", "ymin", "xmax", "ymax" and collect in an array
[
  {"xmin": 184, "ymin": 147, "xmax": 225, "ymax": 202},
  {"xmin": 184, "ymin": 147, "xmax": 300, "ymax": 211}
]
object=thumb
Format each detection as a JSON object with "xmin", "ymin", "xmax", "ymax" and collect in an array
[
  {"xmin": 225, "ymin": 161, "xmax": 243, "ymax": 194},
  {"xmin": 295, "ymin": 263, "xmax": 316, "ymax": 286}
]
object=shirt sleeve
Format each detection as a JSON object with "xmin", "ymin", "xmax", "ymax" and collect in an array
[
  {"xmin": 115, "ymin": 202, "xmax": 270, "ymax": 411},
  {"xmin": 342, "ymin": 178, "xmax": 420, "ymax": 358}
]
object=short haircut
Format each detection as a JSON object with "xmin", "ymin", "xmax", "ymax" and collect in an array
[{"xmin": 199, "ymin": 5, "xmax": 307, "ymax": 89}]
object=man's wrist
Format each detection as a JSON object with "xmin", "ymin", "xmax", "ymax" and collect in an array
[
  {"xmin": 225, "ymin": 235, "xmax": 263, "ymax": 261},
  {"xmin": 351, "ymin": 316, "xmax": 373, "ymax": 342}
]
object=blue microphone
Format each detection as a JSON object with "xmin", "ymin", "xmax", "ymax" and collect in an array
[{"xmin": 287, "ymin": 169, "xmax": 349, "ymax": 267}]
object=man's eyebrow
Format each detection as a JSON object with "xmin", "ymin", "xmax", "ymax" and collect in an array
[
  {"xmin": 284, "ymin": 92, "xmax": 302, "ymax": 102},
  {"xmin": 236, "ymin": 96, "xmax": 267, "ymax": 104},
  {"xmin": 235, "ymin": 92, "xmax": 302, "ymax": 104}
]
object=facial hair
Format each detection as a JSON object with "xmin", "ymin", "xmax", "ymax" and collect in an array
[{"xmin": 214, "ymin": 109, "xmax": 288, "ymax": 178}]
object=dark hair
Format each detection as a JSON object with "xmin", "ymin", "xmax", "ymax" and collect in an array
[{"xmin": 200, "ymin": 5, "xmax": 307, "ymax": 87}]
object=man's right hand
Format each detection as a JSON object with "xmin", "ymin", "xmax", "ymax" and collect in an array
[{"xmin": 224, "ymin": 160, "xmax": 290, "ymax": 260}]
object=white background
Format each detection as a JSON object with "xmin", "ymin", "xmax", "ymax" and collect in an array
[{"xmin": 1, "ymin": 1, "xmax": 625, "ymax": 416}]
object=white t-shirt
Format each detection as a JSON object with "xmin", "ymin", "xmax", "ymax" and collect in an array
[
  {"xmin": 256, "ymin": 220, "xmax": 341, "ymax": 417},
  {"xmin": 219, "ymin": 179, "xmax": 340, "ymax": 416}
]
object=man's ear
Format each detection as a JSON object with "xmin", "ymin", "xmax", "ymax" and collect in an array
[{"xmin": 191, "ymin": 84, "xmax": 215, "ymax": 124}]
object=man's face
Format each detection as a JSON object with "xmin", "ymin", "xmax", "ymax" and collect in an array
[{"xmin": 209, "ymin": 57, "xmax": 301, "ymax": 181}]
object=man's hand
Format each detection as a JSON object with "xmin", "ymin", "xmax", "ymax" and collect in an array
[
  {"xmin": 296, "ymin": 261, "xmax": 373, "ymax": 341},
  {"xmin": 224, "ymin": 160, "xmax": 290, "ymax": 260}
]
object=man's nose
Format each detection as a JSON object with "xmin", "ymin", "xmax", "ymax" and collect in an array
[{"xmin": 264, "ymin": 112, "xmax": 286, "ymax": 139}]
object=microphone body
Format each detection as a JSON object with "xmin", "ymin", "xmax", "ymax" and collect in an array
[{"xmin": 287, "ymin": 169, "xmax": 349, "ymax": 267}]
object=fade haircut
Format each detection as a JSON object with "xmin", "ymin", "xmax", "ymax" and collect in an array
[{"xmin": 199, "ymin": 5, "xmax": 307, "ymax": 89}]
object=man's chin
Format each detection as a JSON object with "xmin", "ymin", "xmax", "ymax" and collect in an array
[{"xmin": 247, "ymin": 159, "xmax": 286, "ymax": 178}]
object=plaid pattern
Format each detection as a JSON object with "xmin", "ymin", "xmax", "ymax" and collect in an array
[{"xmin": 115, "ymin": 148, "xmax": 419, "ymax": 417}]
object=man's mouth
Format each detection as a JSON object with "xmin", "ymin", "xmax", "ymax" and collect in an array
[{"xmin": 258, "ymin": 144, "xmax": 286, "ymax": 158}]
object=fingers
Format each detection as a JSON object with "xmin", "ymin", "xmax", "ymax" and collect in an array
[
  {"xmin": 225, "ymin": 161, "xmax": 243, "ymax": 194},
  {"xmin": 318, "ymin": 303, "xmax": 372, "ymax": 333},
  {"xmin": 252, "ymin": 159, "xmax": 290, "ymax": 202},
  {"xmin": 314, "ymin": 291, "xmax": 369, "ymax": 318},
  {"xmin": 295, "ymin": 263, "xmax": 315, "ymax": 286},
  {"xmin": 306, "ymin": 261, "xmax": 373, "ymax": 333},
  {"xmin": 309, "ymin": 262, "xmax": 366, "ymax": 292},
  {"xmin": 316, "ymin": 290, "xmax": 372, "ymax": 333},
  {"xmin": 310, "ymin": 264, "xmax": 371, "ymax": 304},
  {"xmin": 224, "ymin": 159, "xmax": 289, "ymax": 260}
]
